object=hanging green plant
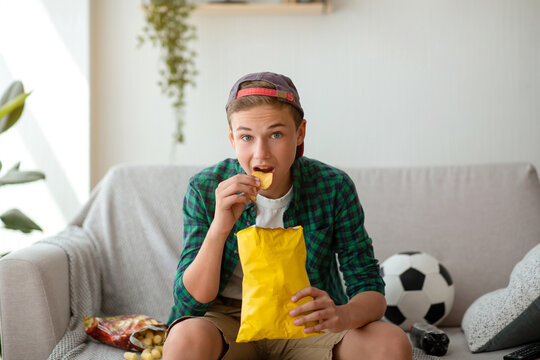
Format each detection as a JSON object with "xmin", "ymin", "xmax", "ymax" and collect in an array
[{"xmin": 138, "ymin": 0, "xmax": 198, "ymax": 143}]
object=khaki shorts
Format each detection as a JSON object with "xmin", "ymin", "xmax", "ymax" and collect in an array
[{"xmin": 167, "ymin": 297, "xmax": 348, "ymax": 360}]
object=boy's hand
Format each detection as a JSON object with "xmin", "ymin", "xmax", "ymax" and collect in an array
[
  {"xmin": 213, "ymin": 174, "xmax": 260, "ymax": 233},
  {"xmin": 289, "ymin": 286, "xmax": 351, "ymax": 333}
]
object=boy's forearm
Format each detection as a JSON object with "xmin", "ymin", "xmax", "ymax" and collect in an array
[
  {"xmin": 182, "ymin": 223, "xmax": 230, "ymax": 304},
  {"xmin": 338, "ymin": 291, "xmax": 386, "ymax": 330}
]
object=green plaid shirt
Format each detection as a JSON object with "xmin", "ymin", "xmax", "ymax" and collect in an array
[{"xmin": 168, "ymin": 157, "xmax": 384, "ymax": 324}]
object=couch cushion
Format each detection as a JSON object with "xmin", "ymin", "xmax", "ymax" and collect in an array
[
  {"xmin": 461, "ymin": 244, "xmax": 540, "ymax": 352},
  {"xmin": 344, "ymin": 163, "xmax": 540, "ymax": 326}
]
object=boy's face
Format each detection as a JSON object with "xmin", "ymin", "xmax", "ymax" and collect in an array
[{"xmin": 229, "ymin": 104, "xmax": 306, "ymax": 199}]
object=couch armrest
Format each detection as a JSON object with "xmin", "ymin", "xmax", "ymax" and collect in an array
[{"xmin": 0, "ymin": 242, "xmax": 70, "ymax": 360}]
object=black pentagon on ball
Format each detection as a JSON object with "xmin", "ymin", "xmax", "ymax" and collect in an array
[
  {"xmin": 400, "ymin": 268, "xmax": 425, "ymax": 290},
  {"xmin": 425, "ymin": 302, "xmax": 446, "ymax": 324},
  {"xmin": 399, "ymin": 251, "xmax": 421, "ymax": 255},
  {"xmin": 439, "ymin": 264, "xmax": 453, "ymax": 286},
  {"xmin": 385, "ymin": 305, "xmax": 406, "ymax": 325}
]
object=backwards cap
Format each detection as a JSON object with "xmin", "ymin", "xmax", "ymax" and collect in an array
[{"xmin": 226, "ymin": 72, "xmax": 304, "ymax": 118}]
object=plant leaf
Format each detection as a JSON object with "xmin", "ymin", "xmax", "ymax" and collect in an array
[
  {"xmin": 0, "ymin": 92, "xmax": 31, "ymax": 121},
  {"xmin": 0, "ymin": 208, "xmax": 43, "ymax": 233},
  {"xmin": 0, "ymin": 162, "xmax": 45, "ymax": 186},
  {"xmin": 0, "ymin": 81, "xmax": 31, "ymax": 134}
]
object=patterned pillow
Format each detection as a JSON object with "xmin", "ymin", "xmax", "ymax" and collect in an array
[{"xmin": 462, "ymin": 244, "xmax": 540, "ymax": 352}]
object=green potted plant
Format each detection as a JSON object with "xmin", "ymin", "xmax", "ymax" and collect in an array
[
  {"xmin": 138, "ymin": 0, "xmax": 198, "ymax": 143},
  {"xmin": 0, "ymin": 81, "xmax": 45, "ymax": 236}
]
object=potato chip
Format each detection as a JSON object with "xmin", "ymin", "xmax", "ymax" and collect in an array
[
  {"xmin": 252, "ymin": 171, "xmax": 273, "ymax": 190},
  {"xmin": 250, "ymin": 171, "xmax": 273, "ymax": 201}
]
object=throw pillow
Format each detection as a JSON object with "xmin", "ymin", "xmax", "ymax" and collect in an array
[{"xmin": 461, "ymin": 244, "xmax": 540, "ymax": 352}]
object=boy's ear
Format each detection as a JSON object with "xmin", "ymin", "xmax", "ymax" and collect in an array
[
  {"xmin": 296, "ymin": 119, "xmax": 307, "ymax": 146},
  {"xmin": 228, "ymin": 127, "xmax": 236, "ymax": 149}
]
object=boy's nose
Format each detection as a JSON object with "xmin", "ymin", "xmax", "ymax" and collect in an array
[{"xmin": 254, "ymin": 139, "xmax": 271, "ymax": 159}]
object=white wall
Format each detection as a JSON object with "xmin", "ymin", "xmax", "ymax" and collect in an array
[
  {"xmin": 92, "ymin": 0, "xmax": 539, "ymax": 187},
  {"xmin": 0, "ymin": 0, "xmax": 535, "ymax": 253},
  {"xmin": 0, "ymin": 0, "xmax": 89, "ymax": 252}
]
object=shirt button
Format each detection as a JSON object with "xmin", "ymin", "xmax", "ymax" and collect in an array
[{"xmin": 246, "ymin": 222, "xmax": 251, "ymax": 226}]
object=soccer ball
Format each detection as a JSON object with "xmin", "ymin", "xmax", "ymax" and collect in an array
[{"xmin": 380, "ymin": 251, "xmax": 455, "ymax": 330}]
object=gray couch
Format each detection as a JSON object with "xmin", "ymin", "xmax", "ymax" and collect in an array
[{"xmin": 1, "ymin": 162, "xmax": 539, "ymax": 359}]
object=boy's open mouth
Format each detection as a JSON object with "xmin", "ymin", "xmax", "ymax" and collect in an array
[{"xmin": 253, "ymin": 166, "xmax": 274, "ymax": 173}]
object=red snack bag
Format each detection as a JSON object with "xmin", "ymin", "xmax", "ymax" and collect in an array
[{"xmin": 83, "ymin": 314, "xmax": 167, "ymax": 351}]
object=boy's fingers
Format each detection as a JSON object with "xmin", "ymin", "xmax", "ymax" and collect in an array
[
  {"xmin": 221, "ymin": 193, "xmax": 252, "ymax": 207},
  {"xmin": 290, "ymin": 286, "xmax": 312, "ymax": 302},
  {"xmin": 289, "ymin": 296, "xmax": 329, "ymax": 317},
  {"xmin": 218, "ymin": 182, "xmax": 257, "ymax": 199},
  {"xmin": 238, "ymin": 173, "xmax": 260, "ymax": 186},
  {"xmin": 218, "ymin": 174, "xmax": 259, "ymax": 191},
  {"xmin": 304, "ymin": 320, "xmax": 329, "ymax": 333},
  {"xmin": 291, "ymin": 286, "xmax": 325, "ymax": 302},
  {"xmin": 292, "ymin": 309, "xmax": 324, "ymax": 325},
  {"xmin": 289, "ymin": 302, "xmax": 311, "ymax": 317},
  {"xmin": 251, "ymin": 175, "xmax": 261, "ymax": 186}
]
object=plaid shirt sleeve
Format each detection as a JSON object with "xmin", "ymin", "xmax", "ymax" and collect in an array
[
  {"xmin": 169, "ymin": 178, "xmax": 214, "ymax": 321},
  {"xmin": 333, "ymin": 174, "xmax": 385, "ymax": 298}
]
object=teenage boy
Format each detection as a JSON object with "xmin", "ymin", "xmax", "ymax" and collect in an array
[{"xmin": 163, "ymin": 72, "xmax": 412, "ymax": 360}]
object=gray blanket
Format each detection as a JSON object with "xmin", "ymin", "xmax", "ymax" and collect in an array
[
  {"xmin": 42, "ymin": 226, "xmax": 115, "ymax": 359},
  {"xmin": 40, "ymin": 165, "xmax": 185, "ymax": 359}
]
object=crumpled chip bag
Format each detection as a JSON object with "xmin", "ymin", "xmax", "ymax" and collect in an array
[
  {"xmin": 83, "ymin": 314, "xmax": 167, "ymax": 351},
  {"xmin": 236, "ymin": 226, "xmax": 323, "ymax": 342}
]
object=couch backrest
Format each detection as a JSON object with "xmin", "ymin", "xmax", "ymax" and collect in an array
[
  {"xmin": 82, "ymin": 162, "xmax": 540, "ymax": 327},
  {"xmin": 345, "ymin": 163, "xmax": 540, "ymax": 326}
]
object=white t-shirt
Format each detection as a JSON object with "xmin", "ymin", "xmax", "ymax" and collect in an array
[{"xmin": 220, "ymin": 186, "xmax": 293, "ymax": 299}]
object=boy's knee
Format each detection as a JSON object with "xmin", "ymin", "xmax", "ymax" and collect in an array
[
  {"xmin": 163, "ymin": 318, "xmax": 224, "ymax": 360},
  {"xmin": 365, "ymin": 322, "xmax": 411, "ymax": 360},
  {"xmin": 336, "ymin": 322, "xmax": 412, "ymax": 360},
  {"xmin": 383, "ymin": 324, "xmax": 413, "ymax": 360}
]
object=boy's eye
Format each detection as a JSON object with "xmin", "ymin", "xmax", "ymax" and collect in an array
[
  {"xmin": 241, "ymin": 135, "xmax": 253, "ymax": 142},
  {"xmin": 271, "ymin": 132, "xmax": 282, "ymax": 139}
]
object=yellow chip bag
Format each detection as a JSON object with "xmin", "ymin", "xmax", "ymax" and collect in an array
[{"xmin": 236, "ymin": 226, "xmax": 322, "ymax": 342}]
